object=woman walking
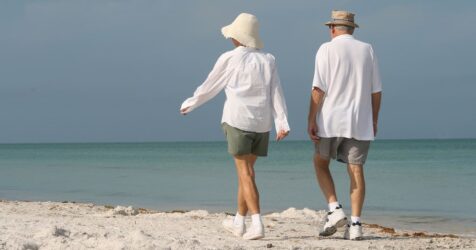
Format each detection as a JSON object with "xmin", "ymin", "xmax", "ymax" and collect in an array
[{"xmin": 180, "ymin": 13, "xmax": 290, "ymax": 240}]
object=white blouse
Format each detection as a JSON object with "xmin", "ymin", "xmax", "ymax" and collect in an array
[{"xmin": 181, "ymin": 46, "xmax": 290, "ymax": 134}]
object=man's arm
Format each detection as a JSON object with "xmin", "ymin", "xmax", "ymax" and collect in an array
[
  {"xmin": 371, "ymin": 92, "xmax": 382, "ymax": 136},
  {"xmin": 308, "ymin": 87, "xmax": 325, "ymax": 142}
]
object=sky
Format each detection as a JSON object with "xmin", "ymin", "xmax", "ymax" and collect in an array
[{"xmin": 1, "ymin": 0, "xmax": 475, "ymax": 143}]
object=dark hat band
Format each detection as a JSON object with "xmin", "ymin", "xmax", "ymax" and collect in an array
[{"xmin": 332, "ymin": 18, "xmax": 354, "ymax": 23}]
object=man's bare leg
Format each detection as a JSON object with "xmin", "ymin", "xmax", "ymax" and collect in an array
[
  {"xmin": 347, "ymin": 164, "xmax": 366, "ymax": 217},
  {"xmin": 314, "ymin": 154, "xmax": 347, "ymax": 236},
  {"xmin": 313, "ymin": 154, "xmax": 338, "ymax": 203},
  {"xmin": 344, "ymin": 163, "xmax": 365, "ymax": 240}
]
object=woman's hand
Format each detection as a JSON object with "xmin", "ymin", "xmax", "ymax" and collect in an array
[
  {"xmin": 180, "ymin": 107, "xmax": 190, "ymax": 115},
  {"xmin": 276, "ymin": 130, "xmax": 289, "ymax": 141}
]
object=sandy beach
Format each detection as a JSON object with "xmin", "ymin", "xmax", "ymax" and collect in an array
[{"xmin": 0, "ymin": 200, "xmax": 474, "ymax": 250}]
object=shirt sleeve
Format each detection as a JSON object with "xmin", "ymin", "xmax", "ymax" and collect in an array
[
  {"xmin": 370, "ymin": 46, "xmax": 383, "ymax": 93},
  {"xmin": 180, "ymin": 53, "xmax": 232, "ymax": 113},
  {"xmin": 312, "ymin": 44, "xmax": 328, "ymax": 92},
  {"xmin": 269, "ymin": 56, "xmax": 291, "ymax": 134}
]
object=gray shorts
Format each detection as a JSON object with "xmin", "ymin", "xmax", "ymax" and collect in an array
[
  {"xmin": 315, "ymin": 137, "xmax": 371, "ymax": 165},
  {"xmin": 222, "ymin": 123, "xmax": 270, "ymax": 157}
]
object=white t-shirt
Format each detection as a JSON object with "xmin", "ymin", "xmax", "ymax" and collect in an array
[
  {"xmin": 312, "ymin": 34, "xmax": 382, "ymax": 141},
  {"xmin": 181, "ymin": 46, "xmax": 290, "ymax": 133}
]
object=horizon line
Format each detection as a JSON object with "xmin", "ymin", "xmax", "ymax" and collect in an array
[{"xmin": 0, "ymin": 137, "xmax": 475, "ymax": 145}]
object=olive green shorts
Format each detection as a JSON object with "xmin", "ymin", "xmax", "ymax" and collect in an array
[{"xmin": 222, "ymin": 123, "xmax": 270, "ymax": 157}]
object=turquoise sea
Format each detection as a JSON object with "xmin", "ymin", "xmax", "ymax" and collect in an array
[{"xmin": 1, "ymin": 140, "xmax": 475, "ymax": 236}]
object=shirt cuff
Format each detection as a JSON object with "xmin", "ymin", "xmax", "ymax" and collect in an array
[
  {"xmin": 180, "ymin": 98, "xmax": 196, "ymax": 113},
  {"xmin": 371, "ymin": 87, "xmax": 382, "ymax": 94},
  {"xmin": 312, "ymin": 82, "xmax": 326, "ymax": 92},
  {"xmin": 274, "ymin": 118, "xmax": 290, "ymax": 134}
]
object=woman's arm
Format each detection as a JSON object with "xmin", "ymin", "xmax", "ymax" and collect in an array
[
  {"xmin": 180, "ymin": 54, "xmax": 232, "ymax": 114},
  {"xmin": 270, "ymin": 60, "xmax": 290, "ymax": 141}
]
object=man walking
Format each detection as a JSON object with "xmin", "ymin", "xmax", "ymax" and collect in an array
[{"xmin": 307, "ymin": 10, "xmax": 382, "ymax": 240}]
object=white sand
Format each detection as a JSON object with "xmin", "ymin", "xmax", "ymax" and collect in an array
[{"xmin": 0, "ymin": 200, "xmax": 474, "ymax": 250}]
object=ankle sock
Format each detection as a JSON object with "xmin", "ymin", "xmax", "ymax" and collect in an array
[
  {"xmin": 234, "ymin": 212, "xmax": 245, "ymax": 225},
  {"xmin": 351, "ymin": 216, "xmax": 361, "ymax": 224},
  {"xmin": 328, "ymin": 201, "xmax": 340, "ymax": 212},
  {"xmin": 251, "ymin": 213, "xmax": 262, "ymax": 226}
]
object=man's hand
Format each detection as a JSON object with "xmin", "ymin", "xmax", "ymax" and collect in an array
[
  {"xmin": 180, "ymin": 107, "xmax": 190, "ymax": 115},
  {"xmin": 371, "ymin": 92, "xmax": 381, "ymax": 137},
  {"xmin": 276, "ymin": 130, "xmax": 289, "ymax": 142},
  {"xmin": 308, "ymin": 121, "xmax": 320, "ymax": 143},
  {"xmin": 308, "ymin": 87, "xmax": 324, "ymax": 143}
]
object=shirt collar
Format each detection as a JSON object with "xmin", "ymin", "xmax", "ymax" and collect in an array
[
  {"xmin": 234, "ymin": 46, "xmax": 258, "ymax": 52},
  {"xmin": 332, "ymin": 34, "xmax": 354, "ymax": 41}
]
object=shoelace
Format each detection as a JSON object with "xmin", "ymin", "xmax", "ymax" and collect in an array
[
  {"xmin": 326, "ymin": 204, "xmax": 343, "ymax": 215},
  {"xmin": 350, "ymin": 221, "xmax": 362, "ymax": 227}
]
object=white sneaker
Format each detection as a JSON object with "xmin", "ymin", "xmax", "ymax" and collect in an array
[
  {"xmin": 319, "ymin": 204, "xmax": 347, "ymax": 236},
  {"xmin": 344, "ymin": 222, "xmax": 363, "ymax": 240},
  {"xmin": 243, "ymin": 223, "xmax": 265, "ymax": 240},
  {"xmin": 222, "ymin": 217, "xmax": 245, "ymax": 237}
]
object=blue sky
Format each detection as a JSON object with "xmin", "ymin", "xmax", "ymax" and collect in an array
[{"xmin": 1, "ymin": 1, "xmax": 475, "ymax": 143}]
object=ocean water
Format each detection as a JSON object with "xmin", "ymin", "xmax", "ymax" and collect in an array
[{"xmin": 1, "ymin": 140, "xmax": 475, "ymax": 236}]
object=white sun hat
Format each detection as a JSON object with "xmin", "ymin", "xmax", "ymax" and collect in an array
[{"xmin": 221, "ymin": 13, "xmax": 264, "ymax": 49}]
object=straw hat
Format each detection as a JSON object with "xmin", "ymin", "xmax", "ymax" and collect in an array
[
  {"xmin": 325, "ymin": 10, "xmax": 359, "ymax": 28},
  {"xmin": 221, "ymin": 13, "xmax": 264, "ymax": 49}
]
